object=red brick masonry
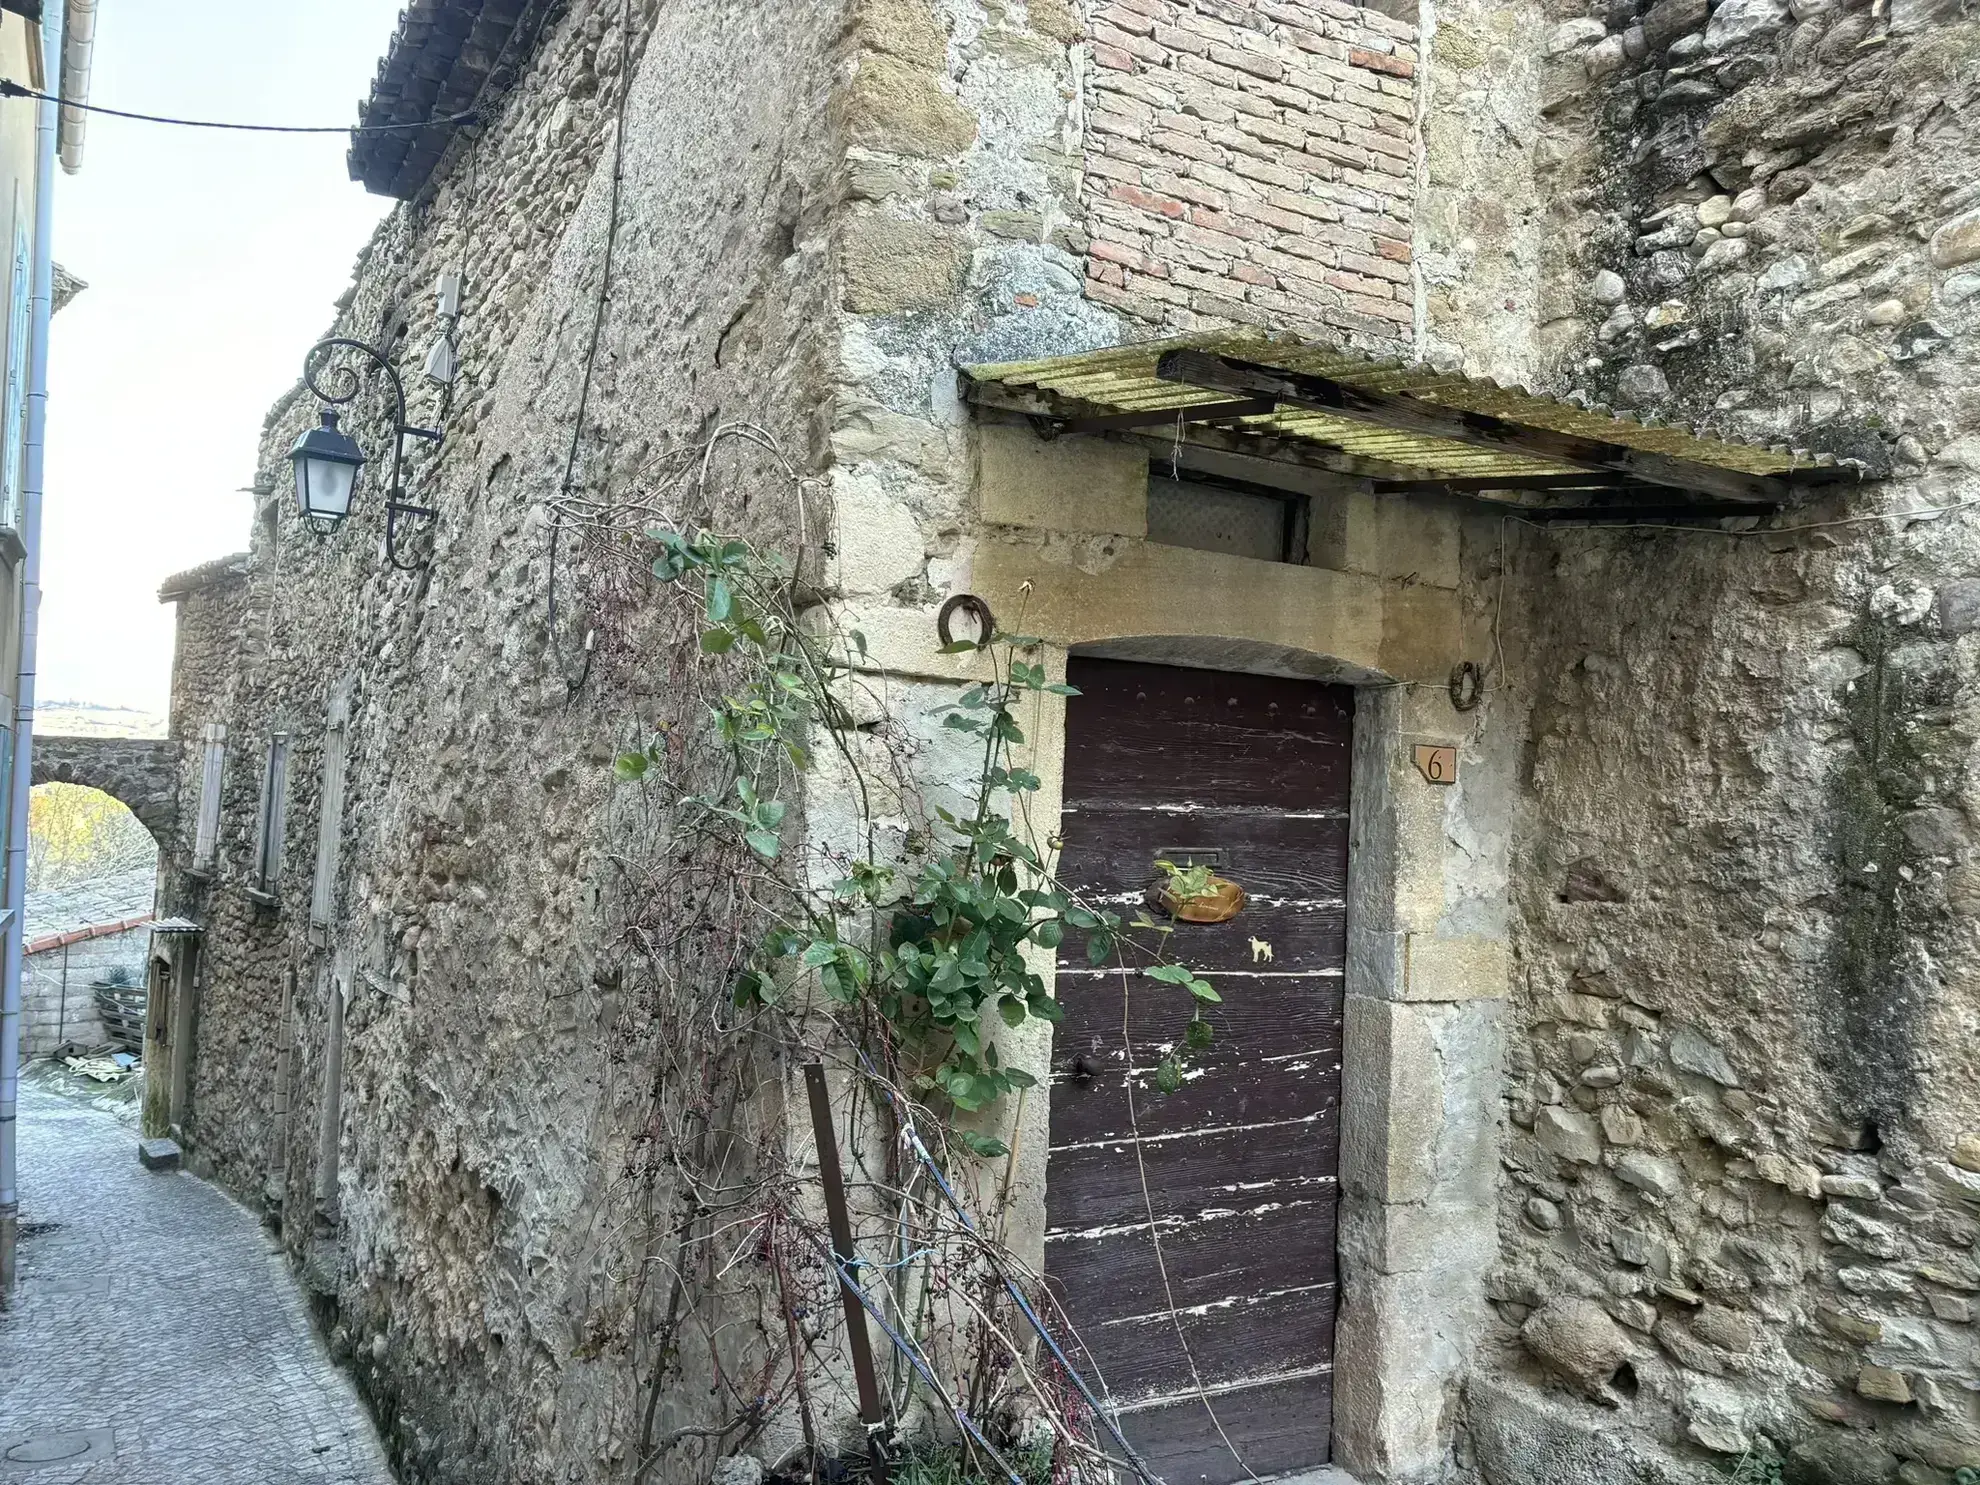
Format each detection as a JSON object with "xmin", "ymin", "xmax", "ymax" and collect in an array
[{"xmin": 1081, "ymin": 0, "xmax": 1417, "ymax": 349}]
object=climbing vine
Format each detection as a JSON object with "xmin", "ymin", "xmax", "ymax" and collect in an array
[
  {"xmin": 554, "ymin": 427, "xmax": 1230, "ymax": 1484},
  {"xmin": 613, "ymin": 527, "xmax": 1221, "ymax": 1141}
]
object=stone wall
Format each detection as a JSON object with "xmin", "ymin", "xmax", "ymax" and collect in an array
[
  {"xmin": 157, "ymin": 1, "xmax": 844, "ymax": 1481},
  {"xmin": 20, "ymin": 924, "xmax": 149, "ymax": 1056},
  {"xmin": 1429, "ymin": 0, "xmax": 1980, "ymax": 1480},
  {"xmin": 157, "ymin": 0, "xmax": 1980, "ymax": 1480}
]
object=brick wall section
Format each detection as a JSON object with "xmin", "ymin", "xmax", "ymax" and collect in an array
[{"xmin": 1080, "ymin": 0, "xmax": 1418, "ymax": 351}]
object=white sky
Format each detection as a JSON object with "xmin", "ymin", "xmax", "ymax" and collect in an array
[{"xmin": 40, "ymin": 0, "xmax": 407, "ymax": 714}]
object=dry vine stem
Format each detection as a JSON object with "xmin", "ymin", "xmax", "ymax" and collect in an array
[{"xmin": 560, "ymin": 430, "xmax": 1201, "ymax": 1485}]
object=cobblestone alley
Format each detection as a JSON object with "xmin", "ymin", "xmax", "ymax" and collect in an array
[{"xmin": 0, "ymin": 1077, "xmax": 394, "ymax": 1483}]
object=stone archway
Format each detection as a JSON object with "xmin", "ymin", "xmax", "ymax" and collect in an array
[{"xmin": 31, "ymin": 737, "xmax": 179, "ymax": 847}]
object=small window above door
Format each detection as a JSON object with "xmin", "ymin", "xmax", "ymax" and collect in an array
[{"xmin": 1146, "ymin": 473, "xmax": 1307, "ymax": 564}]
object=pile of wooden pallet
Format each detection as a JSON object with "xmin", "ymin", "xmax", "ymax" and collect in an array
[{"xmin": 91, "ymin": 980, "xmax": 146, "ymax": 1052}]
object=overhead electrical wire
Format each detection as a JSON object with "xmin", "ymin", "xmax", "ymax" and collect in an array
[{"xmin": 0, "ymin": 80, "xmax": 476, "ymax": 135}]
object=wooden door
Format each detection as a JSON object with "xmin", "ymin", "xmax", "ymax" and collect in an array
[{"xmin": 1045, "ymin": 658, "xmax": 1352, "ymax": 1485}]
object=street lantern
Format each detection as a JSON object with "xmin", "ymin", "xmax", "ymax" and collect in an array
[
  {"xmin": 289, "ymin": 410, "xmax": 366, "ymax": 529},
  {"xmin": 297, "ymin": 336, "xmax": 443, "ymax": 571}
]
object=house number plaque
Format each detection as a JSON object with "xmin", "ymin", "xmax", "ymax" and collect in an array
[{"xmin": 1413, "ymin": 744, "xmax": 1458, "ymax": 786}]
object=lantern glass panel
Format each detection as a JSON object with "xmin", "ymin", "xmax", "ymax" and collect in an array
[{"xmin": 299, "ymin": 454, "xmax": 358, "ymax": 521}]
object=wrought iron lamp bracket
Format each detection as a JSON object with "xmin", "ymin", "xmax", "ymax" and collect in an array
[{"xmin": 302, "ymin": 337, "xmax": 444, "ymax": 571}]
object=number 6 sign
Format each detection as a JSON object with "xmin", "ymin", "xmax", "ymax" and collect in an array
[{"xmin": 1413, "ymin": 744, "xmax": 1458, "ymax": 786}]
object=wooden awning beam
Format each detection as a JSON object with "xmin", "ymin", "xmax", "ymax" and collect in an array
[
  {"xmin": 1372, "ymin": 473, "xmax": 1637, "ymax": 495},
  {"xmin": 1044, "ymin": 397, "xmax": 1280, "ymax": 436},
  {"xmin": 1514, "ymin": 502, "xmax": 1772, "ymax": 522},
  {"xmin": 1156, "ymin": 349, "xmax": 1796, "ymax": 505}
]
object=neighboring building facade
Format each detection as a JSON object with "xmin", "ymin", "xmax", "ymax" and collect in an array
[
  {"xmin": 0, "ymin": 0, "xmax": 96, "ymax": 1046},
  {"xmin": 155, "ymin": 2, "xmax": 1980, "ymax": 1485},
  {"xmin": 0, "ymin": 3, "xmax": 51, "ymax": 947}
]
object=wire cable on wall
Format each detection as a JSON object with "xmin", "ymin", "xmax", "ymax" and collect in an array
[
  {"xmin": 0, "ymin": 80, "xmax": 477, "ymax": 135},
  {"xmin": 544, "ymin": 0, "xmax": 636, "ymax": 700}
]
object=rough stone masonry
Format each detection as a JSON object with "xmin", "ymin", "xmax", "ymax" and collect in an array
[{"xmin": 146, "ymin": 0, "xmax": 1980, "ymax": 1482}]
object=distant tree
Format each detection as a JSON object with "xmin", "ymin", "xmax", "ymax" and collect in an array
[{"xmin": 27, "ymin": 783, "xmax": 156, "ymax": 890}]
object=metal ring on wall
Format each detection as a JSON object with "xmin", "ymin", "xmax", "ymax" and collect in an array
[
  {"xmin": 1449, "ymin": 661, "xmax": 1484, "ymax": 712},
  {"xmin": 937, "ymin": 594, "xmax": 996, "ymax": 650}
]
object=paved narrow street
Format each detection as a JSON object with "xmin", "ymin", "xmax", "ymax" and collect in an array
[{"xmin": 0, "ymin": 1077, "xmax": 394, "ymax": 1483}]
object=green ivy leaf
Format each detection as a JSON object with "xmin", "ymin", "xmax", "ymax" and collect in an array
[
  {"xmin": 820, "ymin": 963, "xmax": 857, "ymax": 1003},
  {"xmin": 700, "ymin": 628, "xmax": 737, "ymax": 654},
  {"xmin": 745, "ymin": 828, "xmax": 782, "ymax": 860},
  {"xmin": 1154, "ymin": 1057, "xmax": 1184, "ymax": 1094},
  {"xmin": 998, "ymin": 996, "xmax": 1028, "ymax": 1028},
  {"xmin": 954, "ymin": 1131, "xmax": 1010, "ymax": 1159},
  {"xmin": 1145, "ymin": 964, "xmax": 1195, "ymax": 986},
  {"xmin": 1032, "ymin": 920, "xmax": 1064, "ymax": 949},
  {"xmin": 706, "ymin": 576, "xmax": 735, "ymax": 623},
  {"xmin": 1185, "ymin": 1017, "xmax": 1214, "ymax": 1050},
  {"xmin": 1188, "ymin": 978, "xmax": 1221, "ymax": 1003},
  {"xmin": 613, "ymin": 752, "xmax": 649, "ymax": 781},
  {"xmin": 939, "ymin": 639, "xmax": 982, "ymax": 655}
]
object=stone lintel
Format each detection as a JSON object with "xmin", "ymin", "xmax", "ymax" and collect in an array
[{"xmin": 978, "ymin": 424, "xmax": 1149, "ymax": 536}]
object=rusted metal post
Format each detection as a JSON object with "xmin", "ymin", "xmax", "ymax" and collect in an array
[{"xmin": 802, "ymin": 1061, "xmax": 889, "ymax": 1482}]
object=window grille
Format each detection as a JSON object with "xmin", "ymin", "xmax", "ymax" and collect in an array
[
  {"xmin": 1146, "ymin": 474, "xmax": 1306, "ymax": 564},
  {"xmin": 191, "ymin": 723, "xmax": 226, "ymax": 872},
  {"xmin": 249, "ymin": 734, "xmax": 290, "ymax": 900}
]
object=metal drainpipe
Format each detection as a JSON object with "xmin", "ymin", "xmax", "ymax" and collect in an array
[{"xmin": 1, "ymin": 6, "xmax": 64, "ymax": 1306}]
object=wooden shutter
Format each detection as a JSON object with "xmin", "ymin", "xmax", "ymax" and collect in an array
[
  {"xmin": 252, "ymin": 734, "xmax": 290, "ymax": 895},
  {"xmin": 191, "ymin": 723, "xmax": 226, "ymax": 870},
  {"xmin": 309, "ymin": 689, "xmax": 351, "ymax": 933}
]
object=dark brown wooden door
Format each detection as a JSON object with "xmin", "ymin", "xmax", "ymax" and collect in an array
[{"xmin": 1046, "ymin": 658, "xmax": 1352, "ymax": 1485}]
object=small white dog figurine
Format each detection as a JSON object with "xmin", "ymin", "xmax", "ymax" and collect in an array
[{"xmin": 1249, "ymin": 937, "xmax": 1273, "ymax": 964}]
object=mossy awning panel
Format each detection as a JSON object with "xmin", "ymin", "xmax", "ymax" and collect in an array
[{"xmin": 963, "ymin": 332, "xmax": 1848, "ymax": 503}]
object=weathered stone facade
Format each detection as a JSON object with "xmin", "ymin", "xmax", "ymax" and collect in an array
[{"xmin": 152, "ymin": 0, "xmax": 1980, "ymax": 1483}]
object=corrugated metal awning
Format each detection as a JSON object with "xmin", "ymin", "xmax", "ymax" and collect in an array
[{"xmin": 963, "ymin": 332, "xmax": 1866, "ymax": 512}]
